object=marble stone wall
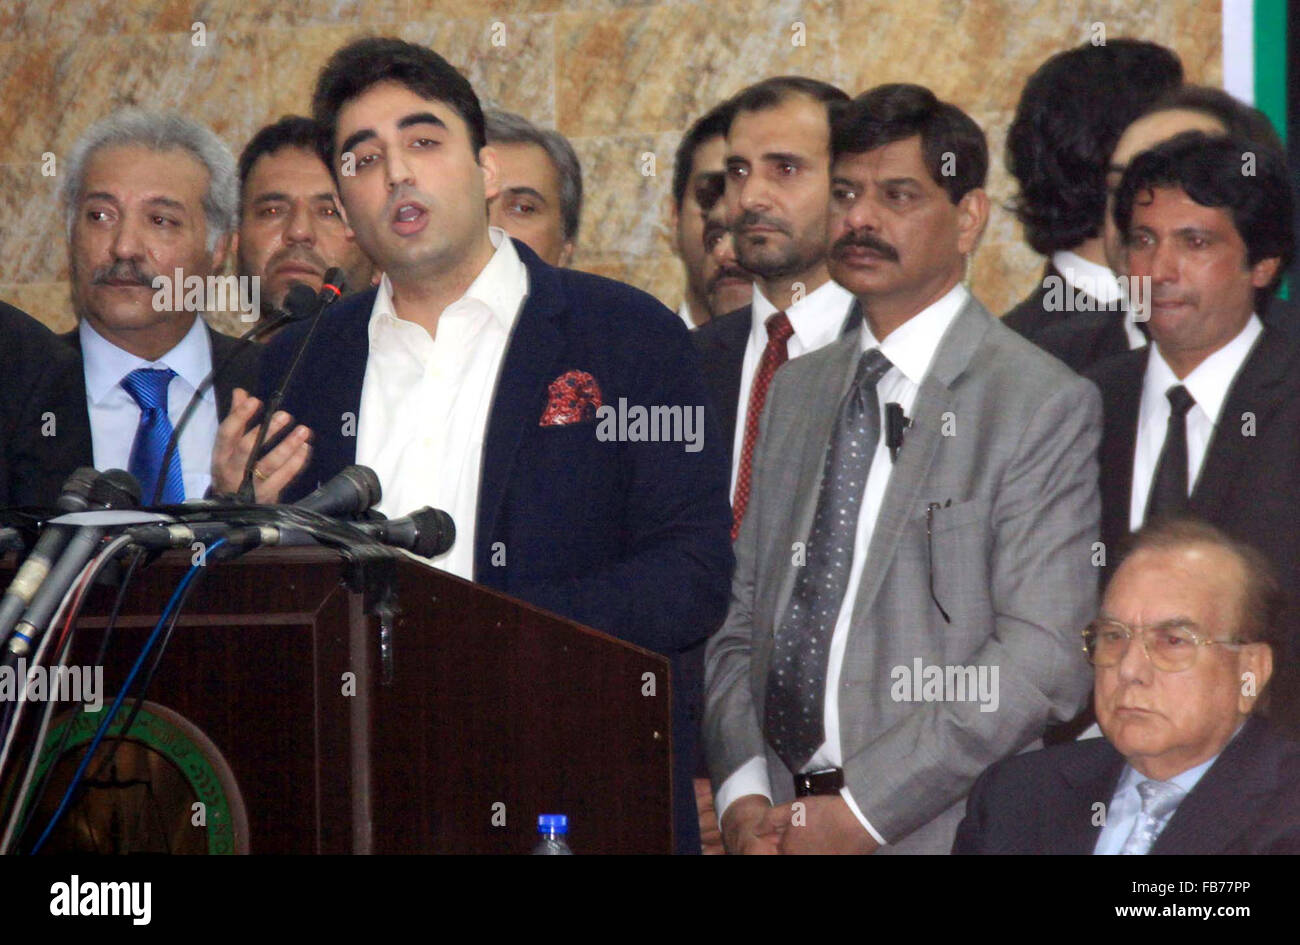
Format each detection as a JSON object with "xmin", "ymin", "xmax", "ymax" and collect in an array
[{"xmin": 0, "ymin": 0, "xmax": 1222, "ymax": 334}]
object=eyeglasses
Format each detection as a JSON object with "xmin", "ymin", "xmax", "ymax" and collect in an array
[{"xmin": 1081, "ymin": 618, "xmax": 1244, "ymax": 673}]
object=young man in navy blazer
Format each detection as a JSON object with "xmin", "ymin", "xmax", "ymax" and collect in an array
[{"xmin": 210, "ymin": 37, "xmax": 733, "ymax": 853}]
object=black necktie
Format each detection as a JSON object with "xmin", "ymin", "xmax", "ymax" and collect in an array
[
  {"xmin": 765, "ymin": 347, "xmax": 893, "ymax": 773},
  {"xmin": 1145, "ymin": 384, "xmax": 1195, "ymax": 521}
]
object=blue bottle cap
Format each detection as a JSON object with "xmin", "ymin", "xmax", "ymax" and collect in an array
[{"xmin": 537, "ymin": 814, "xmax": 568, "ymax": 834}]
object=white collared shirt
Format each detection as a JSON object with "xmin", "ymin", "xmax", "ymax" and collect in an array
[
  {"xmin": 715, "ymin": 282, "xmax": 969, "ymax": 845},
  {"xmin": 1052, "ymin": 250, "xmax": 1146, "ymax": 350},
  {"xmin": 1093, "ymin": 722, "xmax": 1243, "ymax": 854},
  {"xmin": 730, "ymin": 278, "xmax": 855, "ymax": 496},
  {"xmin": 677, "ymin": 300, "xmax": 698, "ymax": 329},
  {"xmin": 79, "ymin": 314, "xmax": 217, "ymax": 500},
  {"xmin": 1128, "ymin": 315, "xmax": 1262, "ymax": 531},
  {"xmin": 355, "ymin": 227, "xmax": 528, "ymax": 580}
]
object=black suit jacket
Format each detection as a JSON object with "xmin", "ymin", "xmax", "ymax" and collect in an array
[
  {"xmin": 0, "ymin": 302, "xmax": 91, "ymax": 509},
  {"xmin": 1087, "ymin": 320, "xmax": 1300, "ymax": 589},
  {"xmin": 1033, "ymin": 308, "xmax": 1133, "ymax": 373},
  {"xmin": 1003, "ymin": 263, "xmax": 1130, "ymax": 373},
  {"xmin": 45, "ymin": 320, "xmax": 260, "ymax": 505},
  {"xmin": 1086, "ymin": 317, "xmax": 1300, "ymax": 729},
  {"xmin": 691, "ymin": 298, "xmax": 862, "ymax": 469},
  {"xmin": 954, "ymin": 715, "xmax": 1300, "ymax": 854}
]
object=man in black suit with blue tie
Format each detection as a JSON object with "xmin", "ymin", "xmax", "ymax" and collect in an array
[
  {"xmin": 210, "ymin": 37, "xmax": 733, "ymax": 853},
  {"xmin": 55, "ymin": 109, "xmax": 260, "ymax": 506}
]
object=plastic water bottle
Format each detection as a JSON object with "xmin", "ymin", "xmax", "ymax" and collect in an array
[{"xmin": 532, "ymin": 814, "xmax": 573, "ymax": 854}]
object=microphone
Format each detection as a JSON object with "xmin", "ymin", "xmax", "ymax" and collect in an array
[
  {"xmin": 293, "ymin": 465, "xmax": 382, "ymax": 518},
  {"xmin": 125, "ymin": 519, "xmax": 235, "ymax": 551},
  {"xmin": 356, "ymin": 506, "xmax": 455, "ymax": 558},
  {"xmin": 126, "ymin": 463, "xmax": 380, "ymax": 553},
  {"xmin": 236, "ymin": 268, "xmax": 347, "ymax": 503},
  {"xmin": 250, "ymin": 505, "xmax": 454, "ymax": 557},
  {"xmin": 0, "ymin": 468, "xmax": 104, "ymax": 645},
  {"xmin": 5, "ymin": 470, "xmax": 142, "ymax": 658},
  {"xmin": 280, "ymin": 281, "xmax": 322, "ymax": 321},
  {"xmin": 127, "ymin": 504, "xmax": 452, "ymax": 559},
  {"xmin": 89, "ymin": 468, "xmax": 144, "ymax": 511},
  {"xmin": 886, "ymin": 403, "xmax": 910, "ymax": 463},
  {"xmin": 151, "ymin": 284, "xmax": 325, "ymax": 506}
]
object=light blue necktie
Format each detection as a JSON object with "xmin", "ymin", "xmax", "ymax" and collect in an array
[
  {"xmin": 121, "ymin": 367, "xmax": 185, "ymax": 505},
  {"xmin": 1119, "ymin": 779, "xmax": 1186, "ymax": 855}
]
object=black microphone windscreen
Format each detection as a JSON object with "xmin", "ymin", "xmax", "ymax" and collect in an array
[
  {"xmin": 92, "ymin": 469, "xmax": 142, "ymax": 509},
  {"xmin": 284, "ymin": 282, "xmax": 319, "ymax": 320},
  {"xmin": 56, "ymin": 467, "xmax": 102, "ymax": 513},
  {"xmin": 294, "ymin": 465, "xmax": 382, "ymax": 518},
  {"xmin": 408, "ymin": 507, "xmax": 455, "ymax": 558},
  {"xmin": 350, "ymin": 465, "xmax": 382, "ymax": 509},
  {"xmin": 321, "ymin": 267, "xmax": 346, "ymax": 297}
]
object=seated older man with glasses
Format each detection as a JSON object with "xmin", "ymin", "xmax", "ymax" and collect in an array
[{"xmin": 954, "ymin": 517, "xmax": 1300, "ymax": 854}]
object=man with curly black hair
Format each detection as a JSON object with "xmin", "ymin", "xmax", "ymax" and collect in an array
[{"xmin": 1003, "ymin": 40, "xmax": 1182, "ymax": 369}]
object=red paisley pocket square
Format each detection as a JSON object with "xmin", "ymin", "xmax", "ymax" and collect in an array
[{"xmin": 540, "ymin": 369, "xmax": 604, "ymax": 426}]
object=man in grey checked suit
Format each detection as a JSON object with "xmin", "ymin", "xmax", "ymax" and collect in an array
[{"xmin": 704, "ymin": 84, "xmax": 1102, "ymax": 854}]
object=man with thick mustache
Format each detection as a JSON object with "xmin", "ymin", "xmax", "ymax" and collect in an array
[
  {"xmin": 55, "ymin": 109, "xmax": 258, "ymax": 503},
  {"xmin": 704, "ymin": 84, "xmax": 1100, "ymax": 854},
  {"xmin": 1087, "ymin": 131, "xmax": 1300, "ymax": 727},
  {"xmin": 235, "ymin": 115, "xmax": 375, "ymax": 334},
  {"xmin": 691, "ymin": 77, "xmax": 857, "ymax": 541}
]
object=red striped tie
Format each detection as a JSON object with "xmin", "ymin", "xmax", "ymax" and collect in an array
[{"xmin": 732, "ymin": 312, "xmax": 794, "ymax": 539}]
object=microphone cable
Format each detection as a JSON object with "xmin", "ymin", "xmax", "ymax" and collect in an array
[
  {"xmin": 151, "ymin": 292, "xmax": 319, "ymax": 506},
  {"xmin": 28, "ymin": 538, "xmax": 227, "ymax": 854},
  {"xmin": 0, "ymin": 533, "xmax": 133, "ymax": 849},
  {"xmin": 20, "ymin": 501, "xmax": 397, "ymax": 852},
  {"xmin": 1, "ymin": 538, "xmax": 145, "ymax": 853},
  {"xmin": 236, "ymin": 271, "xmax": 346, "ymax": 503}
]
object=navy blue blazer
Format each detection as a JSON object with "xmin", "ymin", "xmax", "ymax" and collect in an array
[
  {"xmin": 954, "ymin": 715, "xmax": 1300, "ymax": 854},
  {"xmin": 258, "ymin": 239, "xmax": 735, "ymax": 852}
]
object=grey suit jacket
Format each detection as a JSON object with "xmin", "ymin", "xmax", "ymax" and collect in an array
[{"xmin": 704, "ymin": 293, "xmax": 1102, "ymax": 853}]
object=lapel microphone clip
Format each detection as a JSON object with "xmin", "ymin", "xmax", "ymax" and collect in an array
[{"xmin": 886, "ymin": 403, "xmax": 910, "ymax": 463}]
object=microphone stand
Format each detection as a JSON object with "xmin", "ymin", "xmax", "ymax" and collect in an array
[
  {"xmin": 151, "ymin": 305, "xmax": 307, "ymax": 507},
  {"xmin": 236, "ymin": 270, "xmax": 346, "ymax": 504}
]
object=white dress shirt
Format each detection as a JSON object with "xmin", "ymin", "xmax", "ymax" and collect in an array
[
  {"xmin": 1053, "ymin": 249, "xmax": 1146, "ymax": 350},
  {"xmin": 729, "ymin": 279, "xmax": 856, "ymax": 497},
  {"xmin": 677, "ymin": 300, "xmax": 697, "ymax": 329},
  {"xmin": 79, "ymin": 315, "xmax": 217, "ymax": 500},
  {"xmin": 715, "ymin": 283, "xmax": 969, "ymax": 845},
  {"xmin": 355, "ymin": 227, "xmax": 528, "ymax": 580},
  {"xmin": 1128, "ymin": 315, "xmax": 1262, "ymax": 531}
]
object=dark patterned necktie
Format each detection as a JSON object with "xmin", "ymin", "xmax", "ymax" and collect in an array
[
  {"xmin": 765, "ymin": 347, "xmax": 892, "ymax": 772},
  {"xmin": 732, "ymin": 312, "xmax": 794, "ymax": 539},
  {"xmin": 121, "ymin": 367, "xmax": 185, "ymax": 504},
  {"xmin": 1145, "ymin": 384, "xmax": 1195, "ymax": 521}
]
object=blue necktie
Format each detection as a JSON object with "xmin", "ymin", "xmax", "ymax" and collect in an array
[
  {"xmin": 121, "ymin": 367, "xmax": 185, "ymax": 504},
  {"xmin": 1119, "ymin": 779, "xmax": 1186, "ymax": 855}
]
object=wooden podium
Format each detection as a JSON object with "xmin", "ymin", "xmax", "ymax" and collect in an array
[{"xmin": 49, "ymin": 547, "xmax": 673, "ymax": 854}]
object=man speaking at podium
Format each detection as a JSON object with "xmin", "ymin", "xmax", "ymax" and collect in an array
[{"xmin": 209, "ymin": 37, "xmax": 733, "ymax": 853}]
